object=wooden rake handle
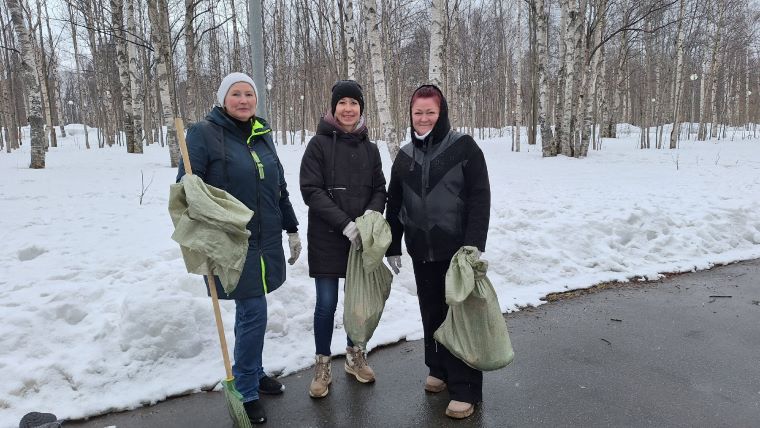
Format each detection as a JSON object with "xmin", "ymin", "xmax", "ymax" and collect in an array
[{"xmin": 175, "ymin": 117, "xmax": 234, "ymax": 381}]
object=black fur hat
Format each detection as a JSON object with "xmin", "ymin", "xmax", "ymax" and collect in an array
[{"xmin": 330, "ymin": 80, "xmax": 364, "ymax": 115}]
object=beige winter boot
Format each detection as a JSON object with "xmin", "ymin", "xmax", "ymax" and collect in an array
[
  {"xmin": 344, "ymin": 346, "xmax": 375, "ymax": 383},
  {"xmin": 309, "ymin": 354, "xmax": 331, "ymax": 398}
]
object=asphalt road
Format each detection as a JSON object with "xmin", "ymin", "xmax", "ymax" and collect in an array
[{"xmin": 67, "ymin": 259, "xmax": 760, "ymax": 428}]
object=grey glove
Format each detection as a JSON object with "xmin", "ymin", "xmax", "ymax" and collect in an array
[
  {"xmin": 387, "ymin": 255, "xmax": 402, "ymax": 274},
  {"xmin": 287, "ymin": 232, "xmax": 301, "ymax": 265},
  {"xmin": 342, "ymin": 221, "xmax": 362, "ymax": 250}
]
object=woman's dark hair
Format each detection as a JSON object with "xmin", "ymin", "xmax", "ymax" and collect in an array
[{"xmin": 410, "ymin": 85, "xmax": 442, "ymax": 109}]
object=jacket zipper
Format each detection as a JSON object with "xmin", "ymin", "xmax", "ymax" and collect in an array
[
  {"xmin": 248, "ymin": 129, "xmax": 268, "ymax": 294},
  {"xmin": 421, "ymin": 137, "xmax": 433, "ymax": 260}
]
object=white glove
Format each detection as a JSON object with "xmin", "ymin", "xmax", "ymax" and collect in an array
[
  {"xmin": 386, "ymin": 255, "xmax": 402, "ymax": 274},
  {"xmin": 342, "ymin": 221, "xmax": 362, "ymax": 250},
  {"xmin": 364, "ymin": 209, "xmax": 376, "ymax": 215},
  {"xmin": 287, "ymin": 233, "xmax": 301, "ymax": 265}
]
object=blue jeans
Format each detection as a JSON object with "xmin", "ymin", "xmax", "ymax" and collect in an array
[
  {"xmin": 314, "ymin": 277, "xmax": 354, "ymax": 356},
  {"xmin": 233, "ymin": 295, "xmax": 267, "ymax": 402}
]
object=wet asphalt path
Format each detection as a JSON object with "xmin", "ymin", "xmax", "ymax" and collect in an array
[{"xmin": 67, "ymin": 259, "xmax": 760, "ymax": 427}]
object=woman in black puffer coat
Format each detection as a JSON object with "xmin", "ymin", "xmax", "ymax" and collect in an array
[{"xmin": 299, "ymin": 80, "xmax": 386, "ymax": 398}]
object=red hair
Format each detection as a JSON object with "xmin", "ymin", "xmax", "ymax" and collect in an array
[{"xmin": 410, "ymin": 85, "xmax": 442, "ymax": 109}]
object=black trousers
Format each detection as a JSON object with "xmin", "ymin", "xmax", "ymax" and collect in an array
[{"xmin": 412, "ymin": 259, "xmax": 483, "ymax": 404}]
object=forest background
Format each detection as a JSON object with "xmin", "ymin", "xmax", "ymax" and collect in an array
[{"xmin": 2, "ymin": 0, "xmax": 759, "ymax": 168}]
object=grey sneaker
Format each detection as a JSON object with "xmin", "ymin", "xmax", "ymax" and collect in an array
[
  {"xmin": 309, "ymin": 354, "xmax": 331, "ymax": 398},
  {"xmin": 344, "ymin": 346, "xmax": 375, "ymax": 383}
]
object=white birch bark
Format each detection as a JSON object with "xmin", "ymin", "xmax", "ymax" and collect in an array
[
  {"xmin": 513, "ymin": 2, "xmax": 523, "ymax": 152},
  {"xmin": 345, "ymin": 0, "xmax": 357, "ymax": 79},
  {"xmin": 428, "ymin": 0, "xmax": 446, "ymax": 87},
  {"xmin": 669, "ymin": 0, "xmax": 686, "ymax": 148},
  {"xmin": 111, "ymin": 0, "xmax": 137, "ymax": 153},
  {"xmin": 697, "ymin": 61, "xmax": 707, "ymax": 140},
  {"xmin": 362, "ymin": 0, "xmax": 399, "ymax": 159},
  {"xmin": 708, "ymin": 7, "xmax": 724, "ymax": 139},
  {"xmin": 559, "ymin": 0, "xmax": 583, "ymax": 157},
  {"xmin": 8, "ymin": 0, "xmax": 45, "ymax": 168},
  {"xmin": 580, "ymin": 0, "xmax": 606, "ymax": 157},
  {"xmin": 126, "ymin": 0, "xmax": 143, "ymax": 151},
  {"xmin": 535, "ymin": 0, "xmax": 554, "ymax": 156},
  {"xmin": 148, "ymin": 0, "xmax": 178, "ymax": 166}
]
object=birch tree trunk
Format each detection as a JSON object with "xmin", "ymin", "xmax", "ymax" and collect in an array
[
  {"xmin": 184, "ymin": 0, "xmax": 199, "ymax": 124},
  {"xmin": 111, "ymin": 0, "xmax": 137, "ymax": 153},
  {"xmin": 513, "ymin": 2, "xmax": 523, "ymax": 152},
  {"xmin": 553, "ymin": 6, "xmax": 568, "ymax": 151},
  {"xmin": 67, "ymin": 1, "xmax": 90, "ymax": 149},
  {"xmin": 126, "ymin": 0, "xmax": 143, "ymax": 151},
  {"xmin": 230, "ymin": 0, "xmax": 242, "ymax": 71},
  {"xmin": 558, "ymin": 0, "xmax": 584, "ymax": 157},
  {"xmin": 669, "ymin": 0, "xmax": 686, "ymax": 148},
  {"xmin": 428, "ymin": 0, "xmax": 446, "ymax": 87},
  {"xmin": 8, "ymin": 0, "xmax": 45, "ymax": 168},
  {"xmin": 0, "ymin": 8, "xmax": 21, "ymax": 151},
  {"xmin": 697, "ymin": 61, "xmax": 707, "ymax": 140},
  {"xmin": 708, "ymin": 7, "xmax": 724, "ymax": 139},
  {"xmin": 43, "ymin": 3, "xmax": 64, "ymax": 139},
  {"xmin": 363, "ymin": 0, "xmax": 399, "ymax": 159},
  {"xmin": 148, "ymin": 0, "xmax": 178, "ymax": 166},
  {"xmin": 579, "ymin": 0, "xmax": 606, "ymax": 157},
  {"xmin": 345, "ymin": 0, "xmax": 357, "ymax": 80},
  {"xmin": 33, "ymin": 0, "xmax": 53, "ymax": 149},
  {"xmin": 535, "ymin": 0, "xmax": 554, "ymax": 156}
]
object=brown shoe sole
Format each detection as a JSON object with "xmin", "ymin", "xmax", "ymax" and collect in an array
[
  {"xmin": 445, "ymin": 403, "xmax": 474, "ymax": 419},
  {"xmin": 309, "ymin": 384, "xmax": 329, "ymax": 398},
  {"xmin": 344, "ymin": 363, "xmax": 375, "ymax": 383}
]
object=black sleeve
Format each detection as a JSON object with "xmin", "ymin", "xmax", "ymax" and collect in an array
[
  {"xmin": 277, "ymin": 158, "xmax": 299, "ymax": 233},
  {"xmin": 366, "ymin": 143, "xmax": 387, "ymax": 213},
  {"xmin": 176, "ymin": 124, "xmax": 209, "ymax": 182},
  {"xmin": 460, "ymin": 136, "xmax": 491, "ymax": 252},
  {"xmin": 299, "ymin": 137, "xmax": 352, "ymax": 231},
  {"xmin": 385, "ymin": 156, "xmax": 404, "ymax": 257}
]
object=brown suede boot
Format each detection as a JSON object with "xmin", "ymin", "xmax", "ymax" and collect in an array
[
  {"xmin": 344, "ymin": 346, "xmax": 375, "ymax": 383},
  {"xmin": 424, "ymin": 375, "xmax": 446, "ymax": 393},
  {"xmin": 445, "ymin": 400, "xmax": 475, "ymax": 419},
  {"xmin": 309, "ymin": 355, "xmax": 331, "ymax": 398}
]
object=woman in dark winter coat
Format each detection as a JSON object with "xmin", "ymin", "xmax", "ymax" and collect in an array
[
  {"xmin": 177, "ymin": 72, "xmax": 301, "ymax": 425},
  {"xmin": 385, "ymin": 84, "xmax": 491, "ymax": 420},
  {"xmin": 299, "ymin": 80, "xmax": 386, "ymax": 398}
]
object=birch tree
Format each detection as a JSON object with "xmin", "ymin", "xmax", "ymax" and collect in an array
[
  {"xmin": 345, "ymin": 0, "xmax": 357, "ymax": 80},
  {"xmin": 428, "ymin": 0, "xmax": 446, "ymax": 87},
  {"xmin": 668, "ymin": 0, "xmax": 686, "ymax": 148},
  {"xmin": 126, "ymin": 0, "xmax": 143, "ymax": 151},
  {"xmin": 148, "ymin": 0, "xmax": 179, "ymax": 166},
  {"xmin": 8, "ymin": 0, "xmax": 45, "ymax": 168},
  {"xmin": 111, "ymin": 0, "xmax": 137, "ymax": 153},
  {"xmin": 363, "ymin": 0, "xmax": 399, "ymax": 159}
]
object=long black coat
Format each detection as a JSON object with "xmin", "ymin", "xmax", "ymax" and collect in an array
[{"xmin": 299, "ymin": 115, "xmax": 386, "ymax": 277}]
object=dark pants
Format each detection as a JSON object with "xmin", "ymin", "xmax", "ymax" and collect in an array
[{"xmin": 413, "ymin": 260, "xmax": 483, "ymax": 404}]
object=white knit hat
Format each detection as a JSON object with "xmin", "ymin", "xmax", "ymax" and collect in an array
[{"xmin": 216, "ymin": 72, "xmax": 258, "ymax": 106}]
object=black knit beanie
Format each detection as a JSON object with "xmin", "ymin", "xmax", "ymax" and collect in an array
[{"xmin": 330, "ymin": 80, "xmax": 364, "ymax": 115}]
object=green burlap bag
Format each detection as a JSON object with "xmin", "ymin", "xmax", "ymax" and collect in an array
[{"xmin": 434, "ymin": 246, "xmax": 514, "ymax": 371}]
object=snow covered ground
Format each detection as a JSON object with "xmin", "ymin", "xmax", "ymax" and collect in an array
[{"xmin": 1, "ymin": 125, "xmax": 758, "ymax": 426}]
